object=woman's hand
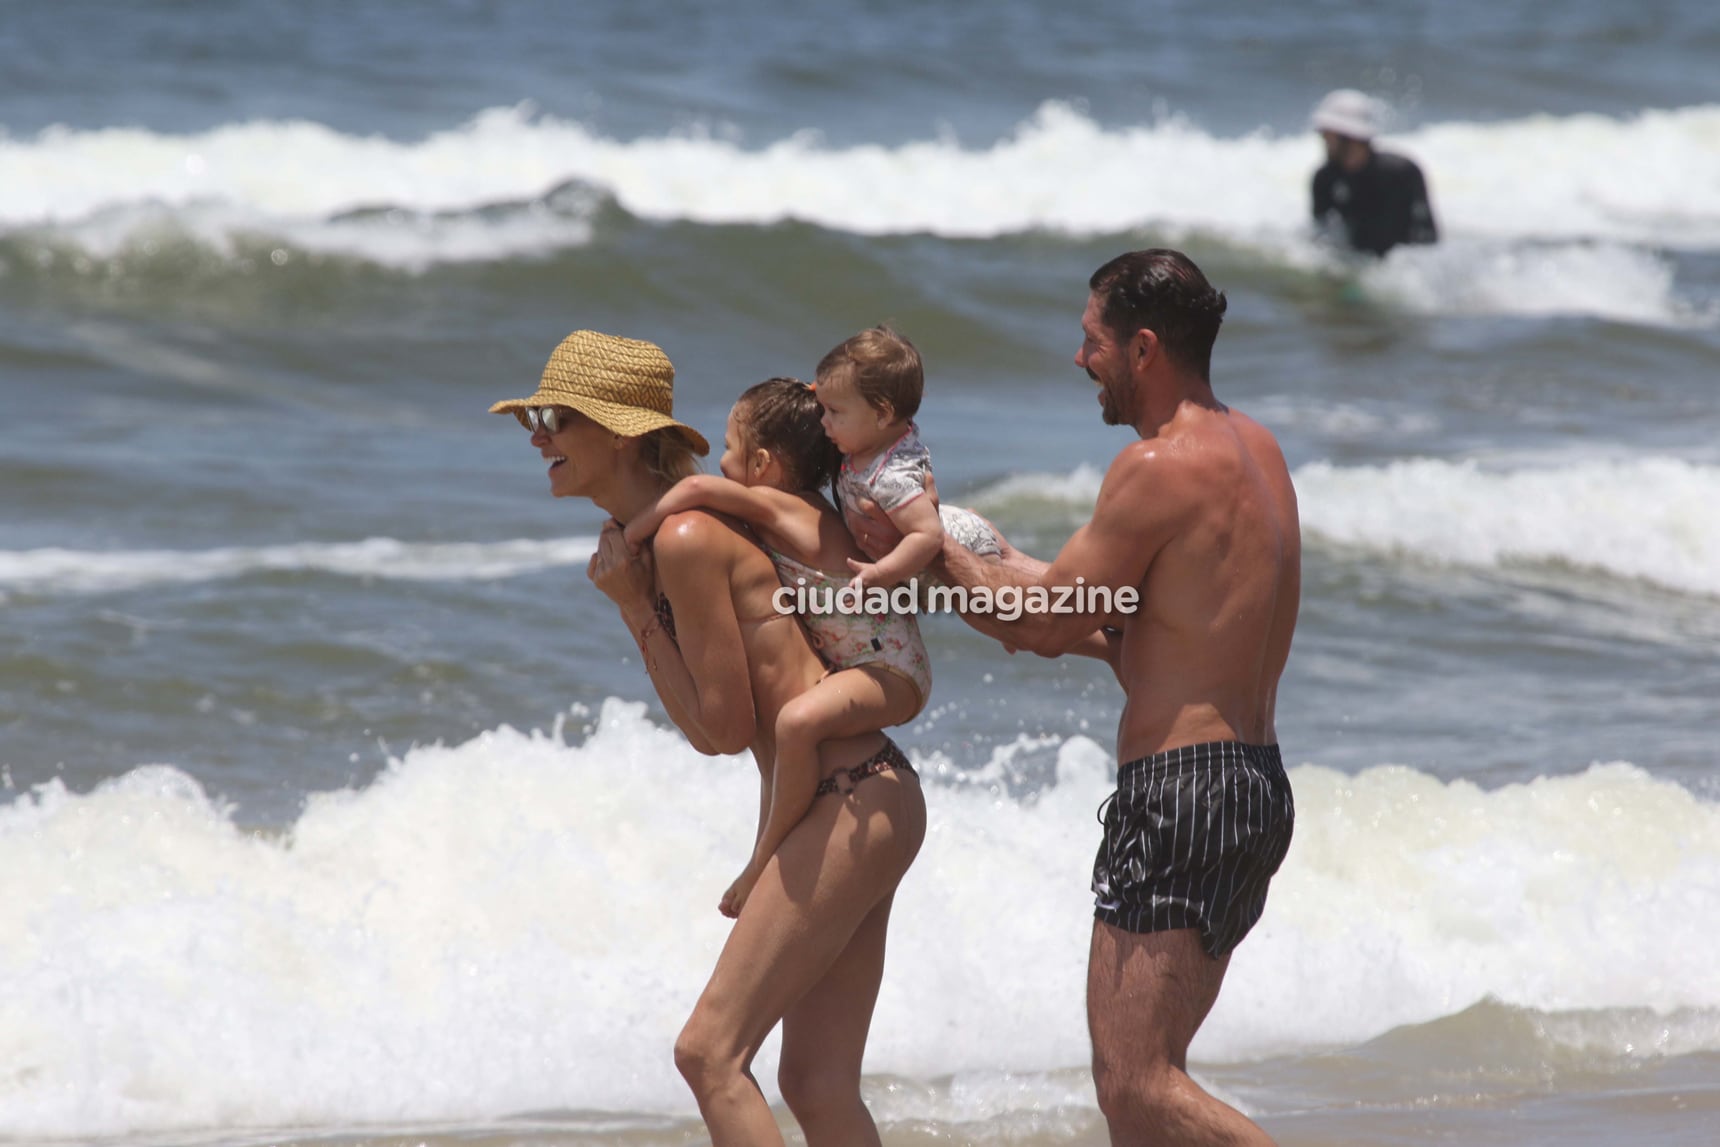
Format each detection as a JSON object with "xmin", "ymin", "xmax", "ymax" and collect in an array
[{"xmin": 588, "ymin": 518, "xmax": 656, "ymax": 617}]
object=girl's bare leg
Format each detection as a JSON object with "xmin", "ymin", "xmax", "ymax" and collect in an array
[
  {"xmin": 723, "ymin": 667, "xmax": 920, "ymax": 916},
  {"xmin": 775, "ymin": 669, "xmax": 921, "ymax": 808},
  {"xmin": 676, "ymin": 769, "xmax": 925, "ymax": 1146}
]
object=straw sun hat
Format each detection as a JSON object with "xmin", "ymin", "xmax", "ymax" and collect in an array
[{"xmin": 489, "ymin": 330, "xmax": 710, "ymax": 455}]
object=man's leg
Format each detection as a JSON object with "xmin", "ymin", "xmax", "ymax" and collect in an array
[{"xmin": 1087, "ymin": 921, "xmax": 1275, "ymax": 1147}]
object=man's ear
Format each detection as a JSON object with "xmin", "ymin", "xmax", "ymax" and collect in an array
[{"xmin": 1132, "ymin": 328, "xmax": 1159, "ymax": 368}]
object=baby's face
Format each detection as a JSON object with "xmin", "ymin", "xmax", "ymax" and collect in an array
[{"xmin": 816, "ymin": 379, "xmax": 890, "ymax": 456}]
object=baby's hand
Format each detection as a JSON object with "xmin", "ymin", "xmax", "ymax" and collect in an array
[
  {"xmin": 845, "ymin": 558, "xmax": 880, "ymax": 595},
  {"xmin": 719, "ymin": 862, "xmax": 764, "ymax": 919}
]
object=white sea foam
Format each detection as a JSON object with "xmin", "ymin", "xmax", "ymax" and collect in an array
[
  {"xmin": 1, "ymin": 701, "xmax": 1716, "ymax": 1137},
  {"xmin": 10, "ymin": 454, "xmax": 1716, "ymax": 602},
  {"xmin": 1246, "ymin": 396, "xmax": 1442, "ymax": 439},
  {"xmin": 13, "ymin": 453, "xmax": 1714, "ymax": 601},
  {"xmin": 0, "ymin": 536, "xmax": 596, "ymax": 596},
  {"xmin": 1294, "ymin": 456, "xmax": 1720, "ymax": 597},
  {"xmin": 1355, "ymin": 239, "xmax": 1703, "ymax": 326},
  {"xmin": 971, "ymin": 455, "xmax": 1720, "ymax": 598},
  {"xmin": 37, "ymin": 195, "xmax": 600, "ymax": 272},
  {"xmin": 1228, "ymin": 226, "xmax": 1702, "ymax": 325},
  {"xmin": 966, "ymin": 462, "xmax": 1110, "ymax": 508},
  {"xmin": 2, "ymin": 101, "xmax": 1717, "ymax": 299}
]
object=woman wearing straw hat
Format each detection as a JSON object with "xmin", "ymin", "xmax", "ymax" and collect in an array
[{"xmin": 492, "ymin": 330, "xmax": 926, "ymax": 1147}]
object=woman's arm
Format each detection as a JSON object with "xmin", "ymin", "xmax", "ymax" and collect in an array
[
  {"xmin": 589, "ymin": 522, "xmax": 719, "ymax": 753},
  {"xmin": 589, "ymin": 517, "xmax": 757, "ymax": 755}
]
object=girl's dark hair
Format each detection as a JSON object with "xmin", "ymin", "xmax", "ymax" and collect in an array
[{"xmin": 734, "ymin": 377, "xmax": 840, "ymax": 493}]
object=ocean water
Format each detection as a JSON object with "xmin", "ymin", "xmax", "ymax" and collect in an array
[{"xmin": 2, "ymin": 2, "xmax": 1718, "ymax": 1144}]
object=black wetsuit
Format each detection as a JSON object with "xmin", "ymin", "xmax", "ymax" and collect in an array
[{"xmin": 1311, "ymin": 149, "xmax": 1438, "ymax": 257}]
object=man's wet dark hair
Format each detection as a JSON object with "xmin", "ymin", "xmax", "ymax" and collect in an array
[
  {"xmin": 1088, "ymin": 249, "xmax": 1228, "ymax": 380},
  {"xmin": 734, "ymin": 376, "xmax": 841, "ymax": 493}
]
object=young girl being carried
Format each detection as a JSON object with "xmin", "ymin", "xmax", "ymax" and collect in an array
[{"xmin": 623, "ymin": 377, "xmax": 930, "ymax": 917}]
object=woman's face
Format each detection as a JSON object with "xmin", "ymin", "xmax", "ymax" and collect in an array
[{"xmin": 530, "ymin": 405, "xmax": 616, "ymax": 498}]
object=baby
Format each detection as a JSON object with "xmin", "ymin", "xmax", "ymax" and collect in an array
[
  {"xmin": 624, "ymin": 377, "xmax": 930, "ymax": 917},
  {"xmin": 815, "ymin": 324, "xmax": 1000, "ymax": 590}
]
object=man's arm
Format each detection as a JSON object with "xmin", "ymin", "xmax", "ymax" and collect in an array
[{"xmin": 942, "ymin": 443, "xmax": 1172, "ymax": 657}]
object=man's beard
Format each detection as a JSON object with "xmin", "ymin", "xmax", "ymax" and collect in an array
[
  {"xmin": 1095, "ymin": 371, "xmax": 1131, "ymax": 426},
  {"xmin": 1100, "ymin": 388, "xmax": 1122, "ymax": 425}
]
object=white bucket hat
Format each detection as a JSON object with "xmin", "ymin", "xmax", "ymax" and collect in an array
[{"xmin": 1311, "ymin": 89, "xmax": 1386, "ymax": 141}]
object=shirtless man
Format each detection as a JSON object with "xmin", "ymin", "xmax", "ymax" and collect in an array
[{"xmin": 926, "ymin": 249, "xmax": 1301, "ymax": 1145}]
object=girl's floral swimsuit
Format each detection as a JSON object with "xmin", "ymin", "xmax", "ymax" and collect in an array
[
  {"xmin": 652, "ymin": 562, "xmax": 920, "ymax": 798},
  {"xmin": 762, "ymin": 545, "xmax": 932, "ymax": 715}
]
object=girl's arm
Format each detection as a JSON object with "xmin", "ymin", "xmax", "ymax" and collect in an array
[
  {"xmin": 624, "ymin": 474, "xmax": 811, "ymax": 551},
  {"xmin": 845, "ymin": 493, "xmax": 944, "ymax": 590}
]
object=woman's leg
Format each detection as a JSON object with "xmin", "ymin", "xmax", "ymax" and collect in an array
[
  {"xmin": 777, "ymin": 892, "xmax": 894, "ymax": 1147},
  {"xmin": 676, "ymin": 771, "xmax": 925, "ymax": 1147}
]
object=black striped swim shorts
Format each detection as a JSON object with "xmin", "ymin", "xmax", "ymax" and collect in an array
[{"xmin": 1092, "ymin": 741, "xmax": 1295, "ymax": 959}]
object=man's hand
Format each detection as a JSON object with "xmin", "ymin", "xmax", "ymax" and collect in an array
[{"xmin": 843, "ymin": 496, "xmax": 901, "ymax": 561}]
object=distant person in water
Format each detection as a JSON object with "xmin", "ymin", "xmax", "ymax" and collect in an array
[{"xmin": 1310, "ymin": 89, "xmax": 1438, "ymax": 257}]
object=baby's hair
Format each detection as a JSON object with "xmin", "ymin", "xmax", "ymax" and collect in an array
[
  {"xmin": 814, "ymin": 324, "xmax": 923, "ymax": 422},
  {"xmin": 734, "ymin": 377, "xmax": 840, "ymax": 493}
]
